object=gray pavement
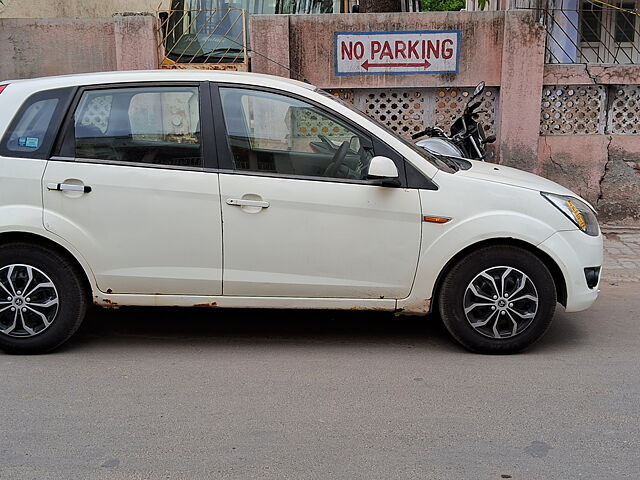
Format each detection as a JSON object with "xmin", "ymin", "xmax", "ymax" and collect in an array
[
  {"xmin": 1, "ymin": 231, "xmax": 639, "ymax": 480},
  {"xmin": 603, "ymin": 225, "xmax": 640, "ymax": 283}
]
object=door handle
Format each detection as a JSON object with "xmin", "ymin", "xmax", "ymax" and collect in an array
[
  {"xmin": 226, "ymin": 198, "xmax": 269, "ymax": 208},
  {"xmin": 47, "ymin": 183, "xmax": 92, "ymax": 193}
]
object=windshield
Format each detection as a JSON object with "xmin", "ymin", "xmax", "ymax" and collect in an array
[{"xmin": 316, "ymin": 89, "xmax": 457, "ymax": 173}]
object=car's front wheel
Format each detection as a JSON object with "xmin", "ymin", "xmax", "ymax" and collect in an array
[
  {"xmin": 438, "ymin": 245, "xmax": 557, "ymax": 354},
  {"xmin": 0, "ymin": 243, "xmax": 88, "ymax": 354}
]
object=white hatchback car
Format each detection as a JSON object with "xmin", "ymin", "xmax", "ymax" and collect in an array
[{"xmin": 0, "ymin": 71, "xmax": 602, "ymax": 354}]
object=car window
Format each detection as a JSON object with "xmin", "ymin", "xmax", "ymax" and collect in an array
[
  {"xmin": 4, "ymin": 98, "xmax": 59, "ymax": 154},
  {"xmin": 219, "ymin": 87, "xmax": 374, "ymax": 180},
  {"xmin": 316, "ymin": 88, "xmax": 456, "ymax": 174},
  {"xmin": 73, "ymin": 86, "xmax": 202, "ymax": 168}
]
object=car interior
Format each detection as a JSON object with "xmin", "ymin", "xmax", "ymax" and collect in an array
[
  {"xmin": 74, "ymin": 90, "xmax": 203, "ymax": 168},
  {"xmin": 220, "ymin": 89, "xmax": 374, "ymax": 179}
]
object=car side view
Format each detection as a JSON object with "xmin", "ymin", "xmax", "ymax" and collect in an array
[{"xmin": 0, "ymin": 71, "xmax": 603, "ymax": 354}]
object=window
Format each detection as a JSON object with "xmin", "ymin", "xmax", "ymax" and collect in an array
[
  {"xmin": 580, "ymin": 3, "xmax": 602, "ymax": 43},
  {"xmin": 615, "ymin": 2, "xmax": 636, "ymax": 42},
  {"xmin": 73, "ymin": 86, "xmax": 202, "ymax": 168},
  {"xmin": 579, "ymin": 0, "xmax": 639, "ymax": 63},
  {"xmin": 219, "ymin": 88, "xmax": 374, "ymax": 180},
  {"xmin": 4, "ymin": 99, "xmax": 59, "ymax": 153},
  {"xmin": 1, "ymin": 87, "xmax": 73, "ymax": 159}
]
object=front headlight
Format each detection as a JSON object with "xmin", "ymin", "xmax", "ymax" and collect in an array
[{"xmin": 541, "ymin": 192, "xmax": 600, "ymax": 236}]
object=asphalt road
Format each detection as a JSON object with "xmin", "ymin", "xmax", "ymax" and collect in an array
[{"xmin": 1, "ymin": 282, "xmax": 638, "ymax": 480}]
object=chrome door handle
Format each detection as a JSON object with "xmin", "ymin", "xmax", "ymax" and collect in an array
[
  {"xmin": 226, "ymin": 198, "xmax": 269, "ymax": 208},
  {"xmin": 47, "ymin": 183, "xmax": 92, "ymax": 193}
]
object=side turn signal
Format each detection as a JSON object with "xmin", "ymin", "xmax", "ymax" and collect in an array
[{"xmin": 423, "ymin": 216, "xmax": 451, "ymax": 224}]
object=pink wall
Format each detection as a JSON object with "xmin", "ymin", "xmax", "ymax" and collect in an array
[
  {"xmin": 251, "ymin": 12, "xmax": 640, "ymax": 224},
  {"xmin": 113, "ymin": 14, "xmax": 159, "ymax": 71},
  {"xmin": 1, "ymin": 12, "xmax": 636, "ymax": 223},
  {"xmin": 252, "ymin": 11, "xmax": 508, "ymax": 88},
  {"xmin": 0, "ymin": 14, "xmax": 158, "ymax": 81},
  {"xmin": 537, "ymin": 65, "xmax": 640, "ymax": 224},
  {"xmin": 251, "ymin": 10, "xmax": 546, "ymax": 166}
]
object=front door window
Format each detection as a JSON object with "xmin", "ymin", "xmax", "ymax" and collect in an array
[{"xmin": 219, "ymin": 87, "xmax": 374, "ymax": 180}]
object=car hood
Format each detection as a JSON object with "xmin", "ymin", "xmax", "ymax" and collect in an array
[{"xmin": 457, "ymin": 159, "xmax": 577, "ymax": 197}]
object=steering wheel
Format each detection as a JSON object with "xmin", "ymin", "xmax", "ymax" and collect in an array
[
  {"xmin": 317, "ymin": 134, "xmax": 338, "ymax": 152},
  {"xmin": 323, "ymin": 141, "xmax": 350, "ymax": 178}
]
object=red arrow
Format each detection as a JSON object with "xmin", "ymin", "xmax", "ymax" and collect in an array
[{"xmin": 361, "ymin": 59, "xmax": 432, "ymax": 71}]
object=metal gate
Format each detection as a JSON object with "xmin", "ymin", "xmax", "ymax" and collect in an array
[{"xmin": 157, "ymin": 6, "xmax": 249, "ymax": 71}]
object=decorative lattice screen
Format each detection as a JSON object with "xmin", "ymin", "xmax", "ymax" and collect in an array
[
  {"xmin": 290, "ymin": 107, "xmax": 350, "ymax": 137},
  {"xmin": 540, "ymin": 85, "xmax": 607, "ymax": 135},
  {"xmin": 608, "ymin": 86, "xmax": 640, "ymax": 135},
  {"xmin": 433, "ymin": 88, "xmax": 497, "ymax": 137},
  {"xmin": 540, "ymin": 84, "xmax": 640, "ymax": 136},
  {"xmin": 360, "ymin": 90, "xmax": 426, "ymax": 138},
  {"xmin": 326, "ymin": 87, "xmax": 499, "ymax": 140}
]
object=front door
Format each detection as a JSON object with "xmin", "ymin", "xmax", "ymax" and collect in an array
[
  {"xmin": 43, "ymin": 84, "xmax": 222, "ymax": 295},
  {"xmin": 215, "ymin": 86, "xmax": 422, "ymax": 298}
]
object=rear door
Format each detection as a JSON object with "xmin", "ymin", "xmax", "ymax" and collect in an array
[
  {"xmin": 0, "ymin": 87, "xmax": 73, "ymax": 236},
  {"xmin": 42, "ymin": 83, "xmax": 222, "ymax": 295}
]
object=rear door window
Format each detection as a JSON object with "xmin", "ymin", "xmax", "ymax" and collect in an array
[{"xmin": 73, "ymin": 86, "xmax": 203, "ymax": 168}]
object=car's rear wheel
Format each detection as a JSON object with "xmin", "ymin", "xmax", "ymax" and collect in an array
[
  {"xmin": 0, "ymin": 243, "xmax": 88, "ymax": 354},
  {"xmin": 438, "ymin": 245, "xmax": 557, "ymax": 354}
]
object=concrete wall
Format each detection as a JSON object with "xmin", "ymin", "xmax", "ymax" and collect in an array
[
  {"xmin": 0, "ymin": 0, "xmax": 170, "ymax": 18},
  {"xmin": 253, "ymin": 12, "xmax": 507, "ymax": 88},
  {"xmin": 251, "ymin": 11, "xmax": 640, "ymax": 225},
  {"xmin": 538, "ymin": 64, "xmax": 640, "ymax": 225},
  {"xmin": 252, "ymin": 11, "xmax": 545, "ymax": 171},
  {"xmin": 0, "ymin": 14, "xmax": 159, "ymax": 81},
  {"xmin": 1, "ymin": 10, "xmax": 636, "ymax": 223},
  {"xmin": 251, "ymin": 11, "xmax": 545, "ymax": 170}
]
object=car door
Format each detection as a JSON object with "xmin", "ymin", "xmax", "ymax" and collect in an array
[
  {"xmin": 42, "ymin": 83, "xmax": 223, "ymax": 295},
  {"xmin": 214, "ymin": 85, "xmax": 422, "ymax": 299}
]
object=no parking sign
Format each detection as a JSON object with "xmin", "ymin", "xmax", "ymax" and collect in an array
[{"xmin": 335, "ymin": 30, "xmax": 461, "ymax": 76}]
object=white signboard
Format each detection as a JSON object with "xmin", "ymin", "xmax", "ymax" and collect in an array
[{"xmin": 335, "ymin": 30, "xmax": 461, "ymax": 76}]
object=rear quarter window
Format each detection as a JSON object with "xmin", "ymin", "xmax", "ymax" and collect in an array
[{"xmin": 0, "ymin": 87, "xmax": 74, "ymax": 159}]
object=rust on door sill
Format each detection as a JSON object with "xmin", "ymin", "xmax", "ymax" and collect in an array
[{"xmin": 94, "ymin": 296, "xmax": 118, "ymax": 308}]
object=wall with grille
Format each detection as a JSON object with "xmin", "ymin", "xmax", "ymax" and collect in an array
[
  {"xmin": 540, "ymin": 84, "xmax": 640, "ymax": 135},
  {"xmin": 328, "ymin": 87, "xmax": 499, "ymax": 140},
  {"xmin": 251, "ymin": 10, "xmax": 640, "ymax": 224}
]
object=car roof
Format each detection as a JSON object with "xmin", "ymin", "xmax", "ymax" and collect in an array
[{"xmin": 1, "ymin": 70, "xmax": 316, "ymax": 92}]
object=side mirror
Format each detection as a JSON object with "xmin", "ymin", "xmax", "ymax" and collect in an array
[
  {"xmin": 472, "ymin": 81, "xmax": 485, "ymax": 98},
  {"xmin": 367, "ymin": 156, "xmax": 399, "ymax": 185}
]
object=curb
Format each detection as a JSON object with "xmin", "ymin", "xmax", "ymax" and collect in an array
[{"xmin": 601, "ymin": 224, "xmax": 640, "ymax": 234}]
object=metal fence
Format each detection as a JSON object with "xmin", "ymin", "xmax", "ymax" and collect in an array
[
  {"xmin": 515, "ymin": 0, "xmax": 640, "ymax": 64},
  {"xmin": 157, "ymin": 7, "xmax": 249, "ymax": 71}
]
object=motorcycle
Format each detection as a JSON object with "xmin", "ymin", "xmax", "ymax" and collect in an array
[{"xmin": 412, "ymin": 81, "xmax": 496, "ymax": 161}]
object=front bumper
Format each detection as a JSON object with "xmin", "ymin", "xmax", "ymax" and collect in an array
[{"xmin": 538, "ymin": 229, "xmax": 604, "ymax": 312}]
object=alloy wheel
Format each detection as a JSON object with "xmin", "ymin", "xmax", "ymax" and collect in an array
[
  {"xmin": 0, "ymin": 264, "xmax": 59, "ymax": 338},
  {"xmin": 463, "ymin": 266, "xmax": 539, "ymax": 339}
]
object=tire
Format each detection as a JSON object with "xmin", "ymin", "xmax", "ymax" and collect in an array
[
  {"xmin": 438, "ymin": 245, "xmax": 556, "ymax": 354},
  {"xmin": 0, "ymin": 243, "xmax": 88, "ymax": 354}
]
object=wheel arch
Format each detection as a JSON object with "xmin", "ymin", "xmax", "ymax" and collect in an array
[
  {"xmin": 431, "ymin": 238, "xmax": 567, "ymax": 313},
  {"xmin": 0, "ymin": 231, "xmax": 94, "ymax": 300}
]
